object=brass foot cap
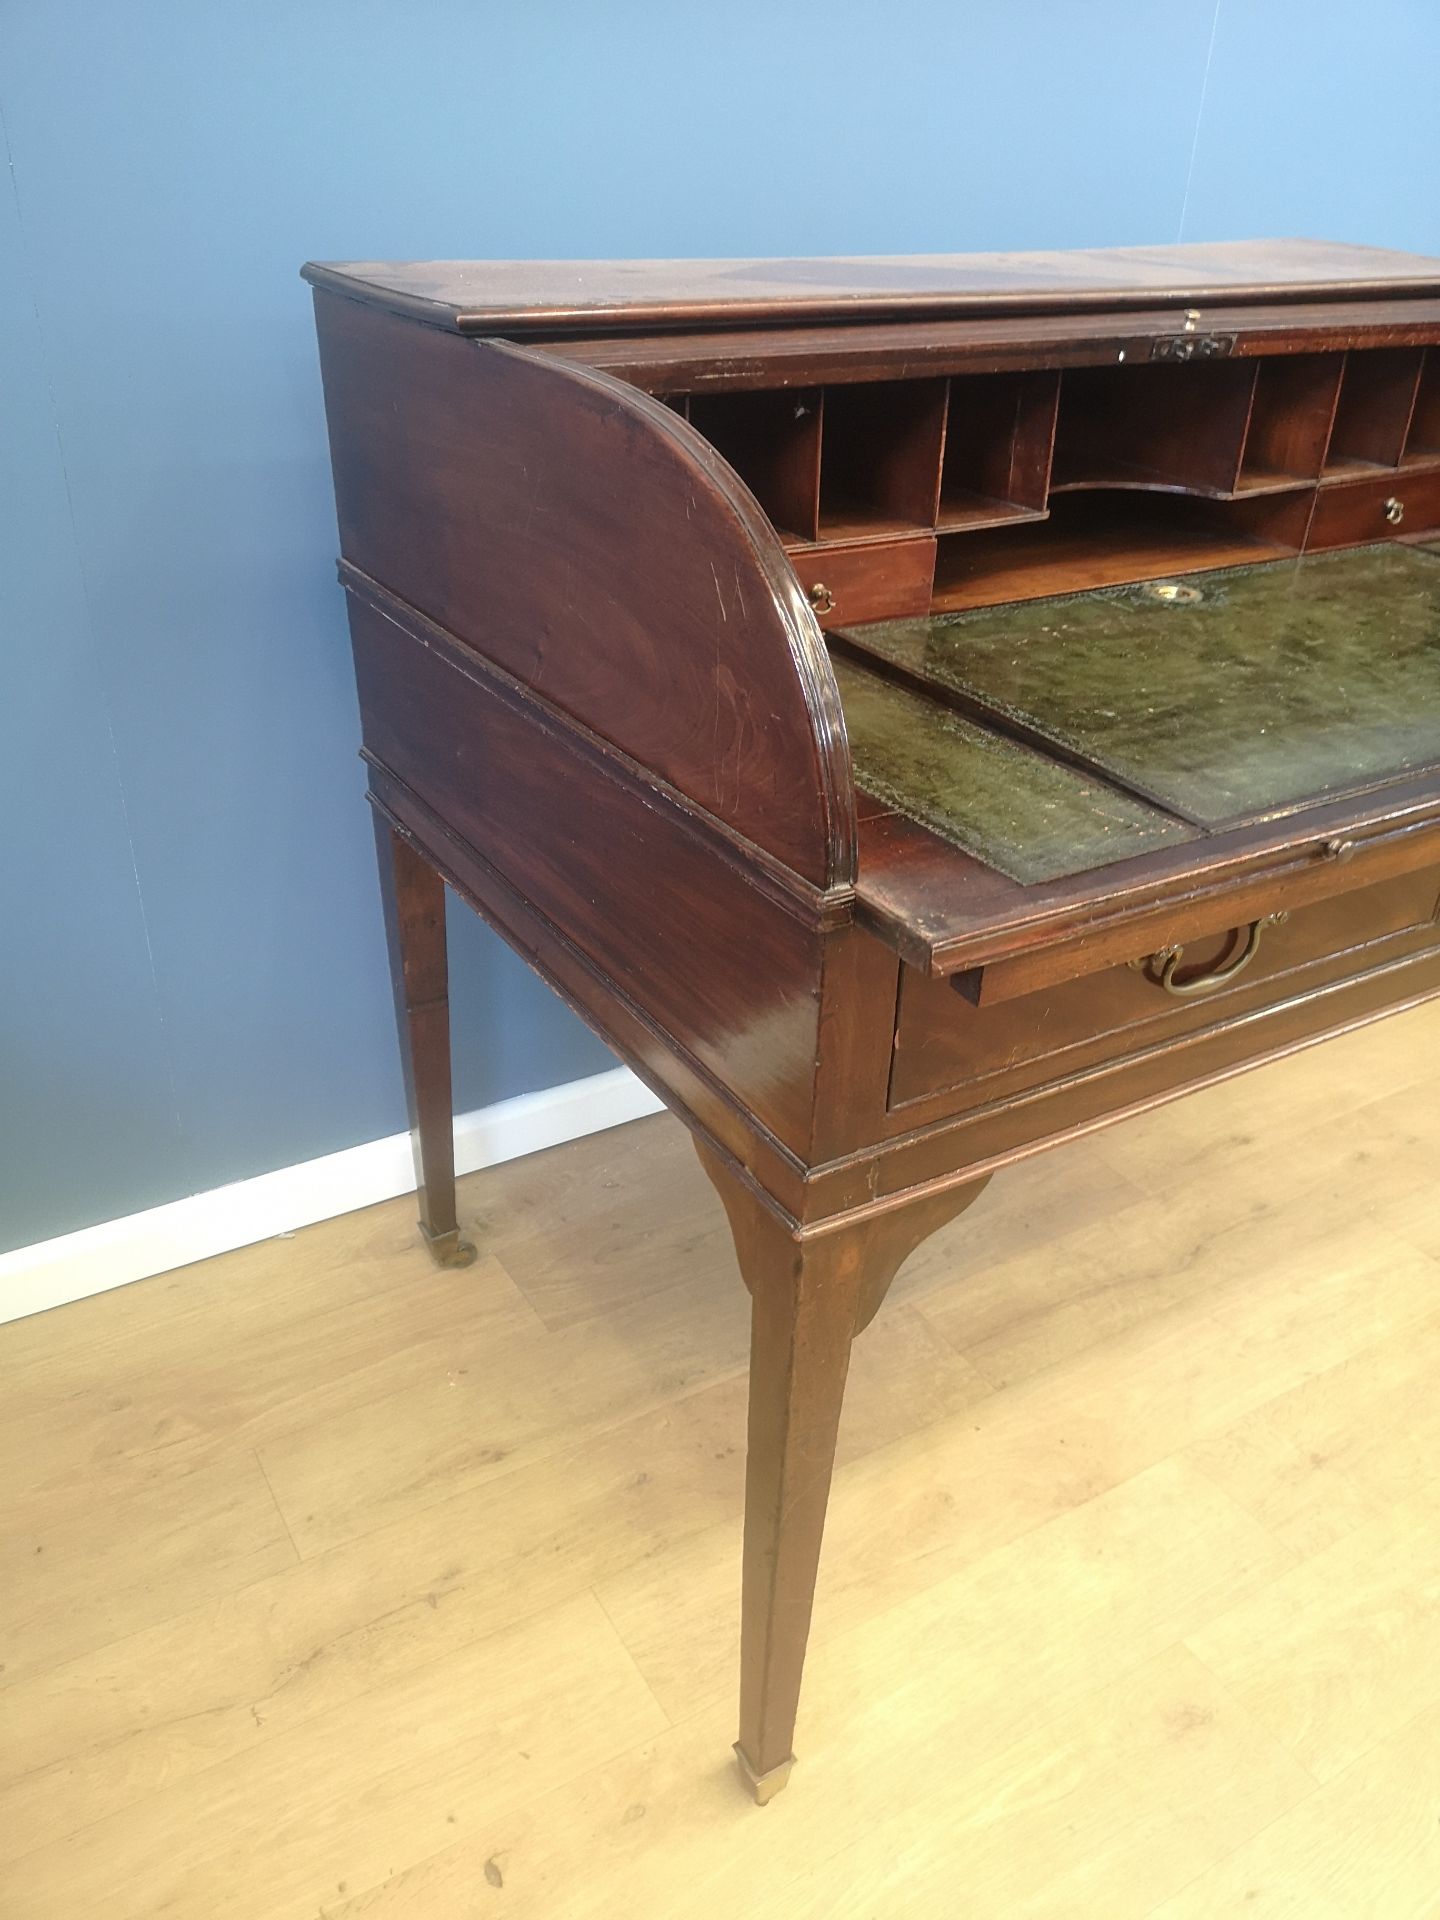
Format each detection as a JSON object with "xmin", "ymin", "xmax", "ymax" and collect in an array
[
  {"xmin": 734, "ymin": 1744, "xmax": 795, "ymax": 1806},
  {"xmin": 420, "ymin": 1225, "xmax": 478, "ymax": 1269}
]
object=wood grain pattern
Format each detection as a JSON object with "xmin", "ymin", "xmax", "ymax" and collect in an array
[
  {"xmin": 301, "ymin": 240, "xmax": 1440, "ymax": 334},
  {"xmin": 5, "ymin": 1008, "xmax": 1435, "ymax": 1911},
  {"xmin": 372, "ymin": 817, "xmax": 474, "ymax": 1265},
  {"xmin": 695, "ymin": 1142, "xmax": 991, "ymax": 1792},
  {"xmin": 890, "ymin": 866, "xmax": 1440, "ymax": 1107},
  {"xmin": 307, "ymin": 248, "xmax": 1440, "ymax": 1798},
  {"xmin": 348, "ymin": 589, "xmax": 835, "ymax": 1154},
  {"xmin": 1, "ymin": 1452, "xmax": 297, "ymax": 1686},
  {"xmin": 785, "ymin": 534, "xmax": 936, "ymax": 630},
  {"xmin": 1307, "ymin": 468, "xmax": 1440, "ymax": 547},
  {"xmin": 538, "ymin": 298, "xmax": 1440, "ymax": 394},
  {"xmin": 1145, "ymin": 1703, "xmax": 1440, "ymax": 1917},
  {"xmin": 314, "ymin": 290, "xmax": 854, "ymax": 887}
]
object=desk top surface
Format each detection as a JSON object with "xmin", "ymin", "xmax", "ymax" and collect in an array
[
  {"xmin": 836, "ymin": 543, "xmax": 1440, "ymax": 888},
  {"xmin": 303, "ymin": 241, "xmax": 1440, "ymax": 335}
]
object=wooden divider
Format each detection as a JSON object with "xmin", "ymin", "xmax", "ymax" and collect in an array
[
  {"xmin": 938, "ymin": 371, "xmax": 1059, "ymax": 531},
  {"xmin": 673, "ymin": 345, "xmax": 1440, "ymax": 620},
  {"xmin": 687, "ymin": 389, "xmax": 822, "ymax": 542}
]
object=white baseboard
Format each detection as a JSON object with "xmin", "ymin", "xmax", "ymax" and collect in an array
[{"xmin": 0, "ymin": 1066, "xmax": 664, "ymax": 1327}]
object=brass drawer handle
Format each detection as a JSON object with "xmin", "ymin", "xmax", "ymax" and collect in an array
[
  {"xmin": 807, "ymin": 581, "xmax": 835, "ymax": 616},
  {"xmin": 1130, "ymin": 911, "xmax": 1288, "ymax": 998},
  {"xmin": 1384, "ymin": 496, "xmax": 1405, "ymax": 526}
]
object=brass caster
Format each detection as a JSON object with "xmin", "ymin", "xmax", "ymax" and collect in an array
[
  {"xmin": 734, "ymin": 1744, "xmax": 795, "ymax": 1806},
  {"xmin": 420, "ymin": 1224, "xmax": 479, "ymax": 1269}
]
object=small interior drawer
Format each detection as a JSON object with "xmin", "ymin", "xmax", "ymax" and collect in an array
[
  {"xmin": 890, "ymin": 864, "xmax": 1440, "ymax": 1111},
  {"xmin": 1307, "ymin": 470, "xmax": 1440, "ymax": 548},
  {"xmin": 787, "ymin": 536, "xmax": 935, "ymax": 631}
]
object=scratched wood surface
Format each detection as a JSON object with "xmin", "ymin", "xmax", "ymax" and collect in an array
[{"xmin": 1, "ymin": 1001, "xmax": 1438, "ymax": 1918}]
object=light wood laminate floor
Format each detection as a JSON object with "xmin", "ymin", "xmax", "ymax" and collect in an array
[{"xmin": 3, "ymin": 1003, "xmax": 1439, "ymax": 1918}]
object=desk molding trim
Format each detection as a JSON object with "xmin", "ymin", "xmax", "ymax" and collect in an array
[
  {"xmin": 363, "ymin": 773, "xmax": 816, "ymax": 1197},
  {"xmin": 341, "ymin": 564, "xmax": 856, "ymax": 934}
]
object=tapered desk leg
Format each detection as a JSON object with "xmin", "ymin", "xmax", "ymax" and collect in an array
[
  {"xmin": 698, "ymin": 1143, "xmax": 990, "ymax": 1803},
  {"xmin": 735, "ymin": 1217, "xmax": 862, "ymax": 1804},
  {"xmin": 373, "ymin": 814, "xmax": 477, "ymax": 1269}
]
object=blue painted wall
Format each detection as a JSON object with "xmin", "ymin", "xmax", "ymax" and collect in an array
[{"xmin": 3, "ymin": 1, "xmax": 1438, "ymax": 1253}]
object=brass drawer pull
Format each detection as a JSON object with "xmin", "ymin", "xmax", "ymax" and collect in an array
[
  {"xmin": 807, "ymin": 581, "xmax": 835, "ymax": 616},
  {"xmin": 1384, "ymin": 496, "xmax": 1405, "ymax": 526},
  {"xmin": 1130, "ymin": 911, "xmax": 1288, "ymax": 998}
]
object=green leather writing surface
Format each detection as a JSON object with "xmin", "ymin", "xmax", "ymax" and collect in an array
[
  {"xmin": 833, "ymin": 656, "xmax": 1195, "ymax": 884},
  {"xmin": 840, "ymin": 544, "xmax": 1440, "ymax": 832}
]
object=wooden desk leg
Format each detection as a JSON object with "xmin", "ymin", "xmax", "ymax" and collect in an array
[
  {"xmin": 698, "ymin": 1144, "xmax": 989, "ymax": 1803},
  {"xmin": 373, "ymin": 814, "xmax": 477, "ymax": 1269}
]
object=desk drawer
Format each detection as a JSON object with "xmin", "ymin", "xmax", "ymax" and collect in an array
[
  {"xmin": 1307, "ymin": 471, "xmax": 1440, "ymax": 548},
  {"xmin": 891, "ymin": 864, "xmax": 1440, "ymax": 1111},
  {"xmin": 787, "ymin": 536, "xmax": 935, "ymax": 630}
]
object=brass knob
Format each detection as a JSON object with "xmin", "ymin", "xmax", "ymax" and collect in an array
[
  {"xmin": 808, "ymin": 581, "xmax": 835, "ymax": 616},
  {"xmin": 1384, "ymin": 496, "xmax": 1405, "ymax": 526},
  {"xmin": 1323, "ymin": 838, "xmax": 1356, "ymax": 863}
]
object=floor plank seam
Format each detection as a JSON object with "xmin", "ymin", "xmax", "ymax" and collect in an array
[
  {"xmin": 252, "ymin": 1447, "xmax": 304, "ymax": 1566},
  {"xmin": 2, "ymin": 1005, "xmax": 1436, "ymax": 1914},
  {"xmin": 590, "ymin": 1584, "xmax": 678, "ymax": 1731}
]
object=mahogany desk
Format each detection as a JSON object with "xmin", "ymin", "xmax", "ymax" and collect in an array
[{"xmin": 304, "ymin": 242, "xmax": 1440, "ymax": 1802}]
